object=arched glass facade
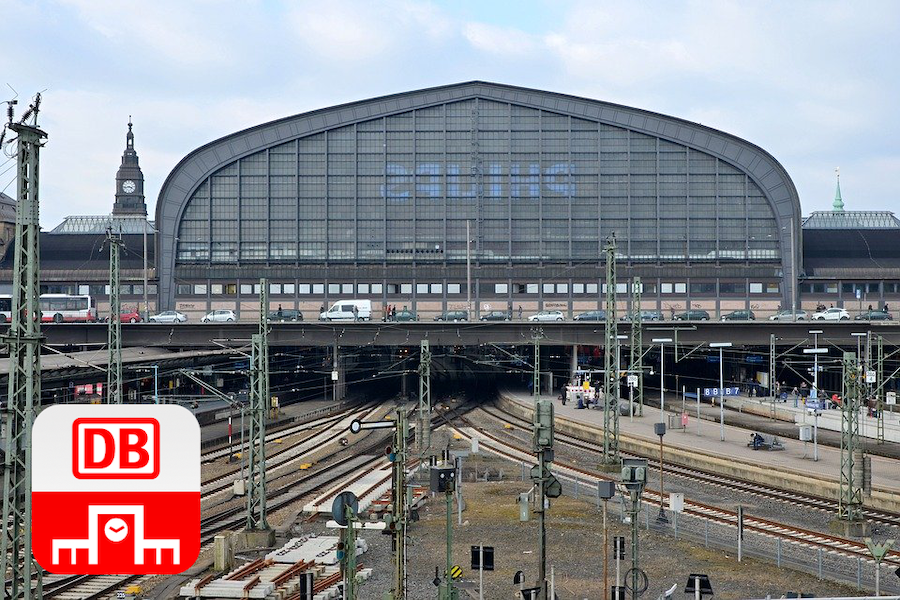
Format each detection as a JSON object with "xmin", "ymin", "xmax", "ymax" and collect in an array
[{"xmin": 175, "ymin": 99, "xmax": 779, "ymax": 266}]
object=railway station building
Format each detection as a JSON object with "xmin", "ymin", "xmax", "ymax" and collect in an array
[{"xmin": 3, "ymin": 82, "xmax": 899, "ymax": 321}]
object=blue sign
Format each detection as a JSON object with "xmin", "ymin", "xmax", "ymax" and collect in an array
[
  {"xmin": 745, "ymin": 355, "xmax": 763, "ymax": 364},
  {"xmin": 703, "ymin": 387, "xmax": 740, "ymax": 397},
  {"xmin": 805, "ymin": 400, "xmax": 822, "ymax": 411}
]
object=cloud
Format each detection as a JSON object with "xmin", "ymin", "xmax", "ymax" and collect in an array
[{"xmin": 463, "ymin": 22, "xmax": 539, "ymax": 56}]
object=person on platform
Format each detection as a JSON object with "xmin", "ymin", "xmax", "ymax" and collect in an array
[{"xmin": 884, "ymin": 303, "xmax": 890, "ymax": 313}]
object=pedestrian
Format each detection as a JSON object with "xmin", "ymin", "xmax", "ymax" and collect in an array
[
  {"xmin": 352, "ymin": 305, "xmax": 358, "ymax": 321},
  {"xmin": 884, "ymin": 303, "xmax": 890, "ymax": 313},
  {"xmin": 868, "ymin": 304, "xmax": 873, "ymax": 311},
  {"xmin": 277, "ymin": 304, "xmax": 283, "ymax": 318},
  {"xmin": 792, "ymin": 386, "xmax": 799, "ymax": 408},
  {"xmin": 517, "ymin": 305, "xmax": 523, "ymax": 320}
]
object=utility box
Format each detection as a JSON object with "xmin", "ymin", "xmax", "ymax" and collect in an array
[
  {"xmin": 233, "ymin": 479, "xmax": 246, "ymax": 496},
  {"xmin": 533, "ymin": 399, "xmax": 554, "ymax": 451},
  {"xmin": 430, "ymin": 467, "xmax": 456, "ymax": 493},
  {"xmin": 798, "ymin": 425, "xmax": 812, "ymax": 442}
]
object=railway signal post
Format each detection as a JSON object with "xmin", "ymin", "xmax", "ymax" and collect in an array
[
  {"xmin": 833, "ymin": 351, "xmax": 868, "ymax": 537},
  {"xmin": 630, "ymin": 276, "xmax": 643, "ymax": 417},
  {"xmin": 621, "ymin": 458, "xmax": 649, "ymax": 600},
  {"xmin": 431, "ymin": 465, "xmax": 458, "ymax": 600},
  {"xmin": 532, "ymin": 393, "xmax": 557, "ymax": 599},
  {"xmin": 245, "ymin": 279, "xmax": 273, "ymax": 543}
]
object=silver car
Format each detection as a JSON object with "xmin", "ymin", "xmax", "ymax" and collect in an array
[
  {"xmin": 528, "ymin": 310, "xmax": 565, "ymax": 322},
  {"xmin": 769, "ymin": 310, "xmax": 808, "ymax": 321},
  {"xmin": 149, "ymin": 310, "xmax": 187, "ymax": 323},
  {"xmin": 201, "ymin": 309, "xmax": 236, "ymax": 323}
]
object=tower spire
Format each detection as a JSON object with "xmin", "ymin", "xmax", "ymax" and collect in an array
[
  {"xmin": 113, "ymin": 117, "xmax": 146, "ymax": 216},
  {"xmin": 833, "ymin": 167, "xmax": 844, "ymax": 212}
]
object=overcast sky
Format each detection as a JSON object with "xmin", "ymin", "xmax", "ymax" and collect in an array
[{"xmin": 1, "ymin": 0, "xmax": 897, "ymax": 228}]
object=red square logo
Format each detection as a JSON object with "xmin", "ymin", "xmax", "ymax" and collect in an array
[
  {"xmin": 72, "ymin": 418, "xmax": 160, "ymax": 479},
  {"xmin": 32, "ymin": 405, "xmax": 200, "ymax": 574}
]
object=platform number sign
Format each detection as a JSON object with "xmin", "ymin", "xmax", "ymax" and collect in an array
[{"xmin": 32, "ymin": 404, "xmax": 200, "ymax": 574}]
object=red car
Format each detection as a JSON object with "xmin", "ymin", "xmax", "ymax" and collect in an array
[{"xmin": 117, "ymin": 310, "xmax": 142, "ymax": 323}]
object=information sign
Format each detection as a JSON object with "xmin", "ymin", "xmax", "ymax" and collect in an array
[{"xmin": 702, "ymin": 387, "xmax": 739, "ymax": 397}]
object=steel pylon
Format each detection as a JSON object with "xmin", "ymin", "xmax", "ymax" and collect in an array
[
  {"xmin": 838, "ymin": 351, "xmax": 863, "ymax": 523},
  {"xmin": 417, "ymin": 339, "xmax": 431, "ymax": 456},
  {"xmin": 1, "ymin": 106, "xmax": 46, "ymax": 600},
  {"xmin": 602, "ymin": 237, "xmax": 619, "ymax": 464},
  {"xmin": 246, "ymin": 278, "xmax": 270, "ymax": 530},
  {"xmin": 630, "ymin": 276, "xmax": 643, "ymax": 416},
  {"xmin": 106, "ymin": 229, "xmax": 124, "ymax": 403}
]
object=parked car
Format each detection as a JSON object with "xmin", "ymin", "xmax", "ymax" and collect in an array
[
  {"xmin": 201, "ymin": 309, "xmax": 236, "ymax": 323},
  {"xmin": 673, "ymin": 309, "xmax": 710, "ymax": 321},
  {"xmin": 268, "ymin": 308, "xmax": 303, "ymax": 322},
  {"xmin": 528, "ymin": 310, "xmax": 565, "ymax": 322},
  {"xmin": 811, "ymin": 307, "xmax": 850, "ymax": 321},
  {"xmin": 148, "ymin": 310, "xmax": 187, "ymax": 323},
  {"xmin": 117, "ymin": 310, "xmax": 142, "ymax": 323},
  {"xmin": 434, "ymin": 310, "xmax": 468, "ymax": 322},
  {"xmin": 769, "ymin": 310, "xmax": 808, "ymax": 321},
  {"xmin": 574, "ymin": 310, "xmax": 606, "ymax": 321},
  {"xmin": 721, "ymin": 310, "xmax": 755, "ymax": 321},
  {"xmin": 480, "ymin": 310, "xmax": 510, "ymax": 321},
  {"xmin": 320, "ymin": 300, "xmax": 372, "ymax": 321},
  {"xmin": 393, "ymin": 309, "xmax": 418, "ymax": 322},
  {"xmin": 855, "ymin": 310, "xmax": 893, "ymax": 321}
]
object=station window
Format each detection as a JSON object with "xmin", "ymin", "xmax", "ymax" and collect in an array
[
  {"xmin": 430, "ymin": 284, "xmax": 442, "ymax": 294},
  {"xmin": 766, "ymin": 283, "xmax": 780, "ymax": 294},
  {"xmin": 572, "ymin": 283, "xmax": 584, "ymax": 294},
  {"xmin": 586, "ymin": 283, "xmax": 598, "ymax": 294},
  {"xmin": 690, "ymin": 283, "xmax": 715, "ymax": 294},
  {"xmin": 78, "ymin": 285, "xmax": 90, "ymax": 295},
  {"xmin": 177, "ymin": 284, "xmax": 192, "ymax": 295},
  {"xmin": 149, "ymin": 285, "xmax": 158, "ymax": 295},
  {"xmin": 283, "ymin": 283, "xmax": 295, "ymax": 295},
  {"xmin": 193, "ymin": 284, "xmax": 207, "ymax": 295},
  {"xmin": 358, "ymin": 284, "xmax": 370, "ymax": 294},
  {"xmin": 269, "ymin": 283, "xmax": 282, "ymax": 295},
  {"xmin": 616, "ymin": 283, "xmax": 627, "ymax": 294},
  {"xmin": 750, "ymin": 282, "xmax": 763, "ymax": 294},
  {"xmin": 642, "ymin": 282, "xmax": 656, "ymax": 294},
  {"xmin": 298, "ymin": 284, "xmax": 311, "ymax": 294},
  {"xmin": 342, "ymin": 284, "xmax": 353, "ymax": 294},
  {"xmin": 556, "ymin": 284, "xmax": 568, "ymax": 294},
  {"xmin": 719, "ymin": 282, "xmax": 743, "ymax": 294},
  {"xmin": 495, "ymin": 283, "xmax": 509, "ymax": 294},
  {"xmin": 386, "ymin": 284, "xmax": 399, "ymax": 295},
  {"xmin": 133, "ymin": 285, "xmax": 144, "ymax": 296},
  {"xmin": 240, "ymin": 283, "xmax": 253, "ymax": 295},
  {"xmin": 371, "ymin": 283, "xmax": 383, "ymax": 294},
  {"xmin": 447, "ymin": 283, "xmax": 461, "ymax": 294},
  {"xmin": 416, "ymin": 283, "xmax": 428, "ymax": 294},
  {"xmin": 661, "ymin": 283, "xmax": 672, "ymax": 294},
  {"xmin": 526, "ymin": 284, "xmax": 538, "ymax": 294},
  {"xmin": 885, "ymin": 282, "xmax": 899, "ymax": 294},
  {"xmin": 211, "ymin": 284, "xmax": 224, "ymax": 295},
  {"xmin": 543, "ymin": 283, "xmax": 554, "ymax": 294},
  {"xmin": 514, "ymin": 284, "xmax": 527, "ymax": 294},
  {"xmin": 401, "ymin": 283, "xmax": 412, "ymax": 295},
  {"xmin": 328, "ymin": 284, "xmax": 340, "ymax": 294},
  {"xmin": 312, "ymin": 284, "xmax": 324, "ymax": 294}
]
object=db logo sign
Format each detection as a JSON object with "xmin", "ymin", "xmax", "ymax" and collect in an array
[{"xmin": 32, "ymin": 405, "xmax": 200, "ymax": 574}]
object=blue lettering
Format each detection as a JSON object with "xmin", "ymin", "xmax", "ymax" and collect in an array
[
  {"xmin": 415, "ymin": 163, "xmax": 441, "ymax": 198},
  {"xmin": 486, "ymin": 163, "xmax": 503, "ymax": 198},
  {"xmin": 381, "ymin": 164, "xmax": 412, "ymax": 201},
  {"xmin": 447, "ymin": 164, "xmax": 476, "ymax": 198},
  {"xmin": 510, "ymin": 163, "xmax": 540, "ymax": 198},
  {"xmin": 545, "ymin": 163, "xmax": 575, "ymax": 196}
]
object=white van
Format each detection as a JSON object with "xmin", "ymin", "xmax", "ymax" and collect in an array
[{"xmin": 320, "ymin": 300, "xmax": 372, "ymax": 321}]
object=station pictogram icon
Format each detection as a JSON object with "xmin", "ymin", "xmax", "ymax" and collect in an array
[{"xmin": 32, "ymin": 404, "xmax": 200, "ymax": 574}]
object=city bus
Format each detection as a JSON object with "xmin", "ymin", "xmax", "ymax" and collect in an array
[{"xmin": 0, "ymin": 294, "xmax": 98, "ymax": 323}]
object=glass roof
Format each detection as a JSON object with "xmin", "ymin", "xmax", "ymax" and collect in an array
[
  {"xmin": 50, "ymin": 215, "xmax": 155, "ymax": 234},
  {"xmin": 802, "ymin": 211, "xmax": 900, "ymax": 230}
]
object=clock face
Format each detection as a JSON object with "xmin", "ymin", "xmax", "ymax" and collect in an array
[{"xmin": 122, "ymin": 180, "xmax": 136, "ymax": 194}]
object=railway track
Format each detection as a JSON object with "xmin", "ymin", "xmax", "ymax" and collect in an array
[
  {"xmin": 444, "ymin": 409, "xmax": 900, "ymax": 571},
  {"xmin": 479, "ymin": 402, "xmax": 900, "ymax": 528}
]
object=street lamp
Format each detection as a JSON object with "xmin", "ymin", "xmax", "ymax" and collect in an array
[
  {"xmin": 710, "ymin": 343, "xmax": 732, "ymax": 441},
  {"xmin": 803, "ymin": 330, "xmax": 827, "ymax": 462},
  {"xmin": 652, "ymin": 338, "xmax": 673, "ymax": 421}
]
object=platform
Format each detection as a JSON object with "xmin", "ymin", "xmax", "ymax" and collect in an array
[{"xmin": 501, "ymin": 389, "xmax": 900, "ymax": 495}]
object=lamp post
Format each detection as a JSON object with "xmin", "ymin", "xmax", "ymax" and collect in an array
[
  {"xmin": 654, "ymin": 422, "xmax": 667, "ymax": 524},
  {"xmin": 803, "ymin": 330, "xmax": 827, "ymax": 462},
  {"xmin": 652, "ymin": 338, "xmax": 672, "ymax": 422},
  {"xmin": 710, "ymin": 343, "xmax": 732, "ymax": 442}
]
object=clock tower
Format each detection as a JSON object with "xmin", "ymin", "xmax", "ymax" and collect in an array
[{"xmin": 112, "ymin": 117, "xmax": 147, "ymax": 216}]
